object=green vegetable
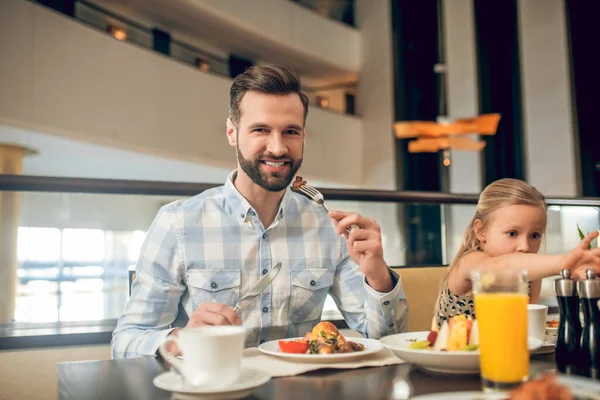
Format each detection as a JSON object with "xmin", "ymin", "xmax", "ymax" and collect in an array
[
  {"xmin": 408, "ymin": 341, "xmax": 431, "ymax": 350},
  {"xmin": 577, "ymin": 224, "xmax": 592, "ymax": 250},
  {"xmin": 465, "ymin": 344, "xmax": 479, "ymax": 351}
]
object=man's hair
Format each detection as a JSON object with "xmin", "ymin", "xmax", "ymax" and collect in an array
[{"xmin": 229, "ymin": 65, "xmax": 309, "ymax": 126}]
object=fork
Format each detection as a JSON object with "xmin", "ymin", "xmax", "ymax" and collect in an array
[{"xmin": 293, "ymin": 181, "xmax": 358, "ymax": 234}]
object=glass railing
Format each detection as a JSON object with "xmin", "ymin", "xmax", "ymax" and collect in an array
[{"xmin": 1, "ymin": 174, "xmax": 598, "ymax": 345}]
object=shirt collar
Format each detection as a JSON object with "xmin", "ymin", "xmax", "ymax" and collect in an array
[{"xmin": 223, "ymin": 170, "xmax": 291, "ymax": 223}]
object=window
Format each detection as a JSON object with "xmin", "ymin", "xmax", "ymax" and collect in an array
[
  {"xmin": 18, "ymin": 227, "xmax": 60, "ymax": 262},
  {"xmin": 15, "ymin": 227, "xmax": 144, "ymax": 323},
  {"xmin": 62, "ymin": 229, "xmax": 105, "ymax": 262}
]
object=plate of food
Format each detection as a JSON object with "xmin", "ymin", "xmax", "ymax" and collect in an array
[
  {"xmin": 546, "ymin": 318, "xmax": 559, "ymax": 335},
  {"xmin": 379, "ymin": 315, "xmax": 543, "ymax": 374},
  {"xmin": 410, "ymin": 373, "xmax": 600, "ymax": 399},
  {"xmin": 258, "ymin": 322, "xmax": 382, "ymax": 363}
]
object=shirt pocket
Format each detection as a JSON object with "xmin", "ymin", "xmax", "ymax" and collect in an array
[
  {"xmin": 186, "ymin": 269, "xmax": 241, "ymax": 310},
  {"xmin": 289, "ymin": 268, "xmax": 335, "ymax": 323}
]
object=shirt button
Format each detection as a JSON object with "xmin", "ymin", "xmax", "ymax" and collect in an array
[
  {"xmin": 388, "ymin": 323, "xmax": 394, "ymax": 328},
  {"xmin": 240, "ymin": 213, "xmax": 245, "ymax": 218},
  {"xmin": 262, "ymin": 307, "xmax": 269, "ymax": 313},
  {"xmin": 210, "ymin": 282, "xmax": 218, "ymax": 289},
  {"xmin": 250, "ymin": 210, "xmax": 256, "ymax": 216},
  {"xmin": 262, "ymin": 233, "xmax": 267, "ymax": 239},
  {"xmin": 262, "ymin": 269, "xmax": 268, "ymax": 275},
  {"xmin": 310, "ymin": 280, "xmax": 316, "ymax": 286},
  {"xmin": 383, "ymin": 301, "xmax": 390, "ymax": 306}
]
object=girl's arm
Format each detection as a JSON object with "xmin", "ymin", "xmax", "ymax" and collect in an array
[
  {"xmin": 529, "ymin": 279, "xmax": 542, "ymax": 304},
  {"xmin": 449, "ymin": 231, "xmax": 600, "ymax": 296},
  {"xmin": 448, "ymin": 251, "xmax": 564, "ymax": 295}
]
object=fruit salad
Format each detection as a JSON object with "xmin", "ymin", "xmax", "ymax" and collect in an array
[{"xmin": 408, "ymin": 314, "xmax": 479, "ymax": 351}]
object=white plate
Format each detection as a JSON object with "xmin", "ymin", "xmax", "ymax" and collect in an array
[
  {"xmin": 409, "ymin": 375, "xmax": 600, "ymax": 400},
  {"xmin": 258, "ymin": 337, "xmax": 382, "ymax": 363},
  {"xmin": 557, "ymin": 374, "xmax": 600, "ymax": 399},
  {"xmin": 153, "ymin": 367, "xmax": 270, "ymax": 400},
  {"xmin": 379, "ymin": 332, "xmax": 543, "ymax": 375}
]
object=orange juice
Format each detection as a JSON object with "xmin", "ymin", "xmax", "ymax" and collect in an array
[{"xmin": 475, "ymin": 293, "xmax": 529, "ymax": 386}]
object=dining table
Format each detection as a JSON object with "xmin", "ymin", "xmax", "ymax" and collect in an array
[{"xmin": 58, "ymin": 352, "xmax": 559, "ymax": 400}]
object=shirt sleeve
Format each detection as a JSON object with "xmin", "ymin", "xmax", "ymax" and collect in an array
[
  {"xmin": 111, "ymin": 205, "xmax": 186, "ymax": 359},
  {"xmin": 328, "ymin": 237, "xmax": 408, "ymax": 339}
]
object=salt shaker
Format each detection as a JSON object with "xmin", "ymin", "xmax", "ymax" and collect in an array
[
  {"xmin": 577, "ymin": 269, "xmax": 600, "ymax": 379},
  {"xmin": 554, "ymin": 268, "xmax": 582, "ymax": 374}
]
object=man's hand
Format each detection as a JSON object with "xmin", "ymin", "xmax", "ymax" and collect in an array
[
  {"xmin": 187, "ymin": 302, "xmax": 242, "ymax": 328},
  {"xmin": 165, "ymin": 302, "xmax": 242, "ymax": 356},
  {"xmin": 329, "ymin": 210, "xmax": 393, "ymax": 292}
]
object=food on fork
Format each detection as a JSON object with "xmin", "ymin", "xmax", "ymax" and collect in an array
[
  {"xmin": 509, "ymin": 374, "xmax": 573, "ymax": 400},
  {"xmin": 278, "ymin": 321, "xmax": 365, "ymax": 355},
  {"xmin": 409, "ymin": 314, "xmax": 479, "ymax": 351},
  {"xmin": 292, "ymin": 176, "xmax": 307, "ymax": 191}
]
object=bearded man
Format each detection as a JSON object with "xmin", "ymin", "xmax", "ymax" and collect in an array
[{"xmin": 111, "ymin": 65, "xmax": 408, "ymax": 359}]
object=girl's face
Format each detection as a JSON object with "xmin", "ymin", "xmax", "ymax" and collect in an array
[{"xmin": 475, "ymin": 204, "xmax": 547, "ymax": 257}]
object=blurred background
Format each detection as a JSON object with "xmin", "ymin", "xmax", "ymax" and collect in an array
[{"xmin": 0, "ymin": 0, "xmax": 598, "ymax": 396}]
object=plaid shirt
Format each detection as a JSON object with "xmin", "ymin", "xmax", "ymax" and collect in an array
[{"xmin": 111, "ymin": 171, "xmax": 408, "ymax": 359}]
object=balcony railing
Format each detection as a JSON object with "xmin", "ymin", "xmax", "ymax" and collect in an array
[{"xmin": 30, "ymin": 0, "xmax": 357, "ymax": 115}]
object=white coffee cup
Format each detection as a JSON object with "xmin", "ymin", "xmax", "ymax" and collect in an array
[
  {"xmin": 158, "ymin": 325, "xmax": 245, "ymax": 388},
  {"xmin": 527, "ymin": 304, "xmax": 548, "ymax": 341}
]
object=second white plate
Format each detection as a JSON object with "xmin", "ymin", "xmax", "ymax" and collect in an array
[{"xmin": 380, "ymin": 331, "xmax": 543, "ymax": 375}]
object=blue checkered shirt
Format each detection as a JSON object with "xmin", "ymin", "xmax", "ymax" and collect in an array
[{"xmin": 111, "ymin": 171, "xmax": 408, "ymax": 359}]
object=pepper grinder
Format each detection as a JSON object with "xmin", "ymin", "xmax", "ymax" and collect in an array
[
  {"xmin": 577, "ymin": 269, "xmax": 600, "ymax": 379},
  {"xmin": 554, "ymin": 268, "xmax": 582, "ymax": 374}
]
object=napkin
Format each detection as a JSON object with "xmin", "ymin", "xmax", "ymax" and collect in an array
[{"xmin": 241, "ymin": 347, "xmax": 405, "ymax": 378}]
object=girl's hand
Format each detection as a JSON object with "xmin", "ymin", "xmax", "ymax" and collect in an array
[{"xmin": 563, "ymin": 231, "xmax": 600, "ymax": 279}]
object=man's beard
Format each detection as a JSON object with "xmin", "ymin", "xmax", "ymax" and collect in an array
[{"xmin": 236, "ymin": 146, "xmax": 303, "ymax": 192}]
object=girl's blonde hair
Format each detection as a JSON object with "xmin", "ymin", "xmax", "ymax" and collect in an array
[{"xmin": 434, "ymin": 178, "xmax": 547, "ymax": 316}]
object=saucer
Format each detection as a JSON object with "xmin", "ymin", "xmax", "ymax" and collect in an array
[
  {"xmin": 410, "ymin": 391, "xmax": 506, "ymax": 399},
  {"xmin": 153, "ymin": 367, "xmax": 270, "ymax": 400},
  {"xmin": 530, "ymin": 339, "xmax": 556, "ymax": 355}
]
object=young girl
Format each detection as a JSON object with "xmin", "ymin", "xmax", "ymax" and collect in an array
[{"xmin": 435, "ymin": 178, "xmax": 600, "ymax": 329}]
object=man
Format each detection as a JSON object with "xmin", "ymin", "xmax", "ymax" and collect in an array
[{"xmin": 111, "ymin": 65, "xmax": 408, "ymax": 359}]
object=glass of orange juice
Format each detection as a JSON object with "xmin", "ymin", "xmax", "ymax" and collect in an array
[{"xmin": 472, "ymin": 269, "xmax": 529, "ymax": 393}]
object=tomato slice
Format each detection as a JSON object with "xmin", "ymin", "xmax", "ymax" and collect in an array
[{"xmin": 278, "ymin": 340, "xmax": 309, "ymax": 354}]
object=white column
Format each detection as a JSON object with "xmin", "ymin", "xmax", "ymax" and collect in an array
[
  {"xmin": 518, "ymin": 0, "xmax": 577, "ymax": 196},
  {"xmin": 0, "ymin": 144, "xmax": 34, "ymax": 323},
  {"xmin": 442, "ymin": 0, "xmax": 481, "ymax": 261},
  {"xmin": 355, "ymin": 0, "xmax": 404, "ymax": 265},
  {"xmin": 443, "ymin": 0, "xmax": 481, "ymax": 195}
]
